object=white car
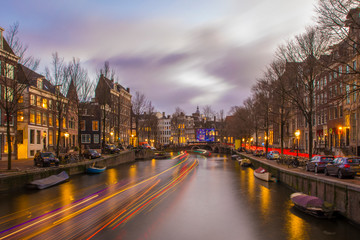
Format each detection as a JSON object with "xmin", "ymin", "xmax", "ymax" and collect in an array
[{"xmin": 267, "ymin": 151, "xmax": 280, "ymax": 160}]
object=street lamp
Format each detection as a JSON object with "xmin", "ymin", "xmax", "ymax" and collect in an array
[
  {"xmin": 64, "ymin": 132, "xmax": 69, "ymax": 150},
  {"xmin": 295, "ymin": 130, "xmax": 300, "ymax": 157},
  {"xmin": 338, "ymin": 126, "xmax": 342, "ymax": 147}
]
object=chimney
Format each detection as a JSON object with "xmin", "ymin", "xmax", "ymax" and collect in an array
[
  {"xmin": 163, "ymin": 112, "xmax": 165, "ymax": 117},
  {"xmin": 126, "ymin": 87, "xmax": 130, "ymax": 93}
]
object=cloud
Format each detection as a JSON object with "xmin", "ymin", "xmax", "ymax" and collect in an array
[{"xmin": 0, "ymin": 0, "xmax": 316, "ymax": 115}]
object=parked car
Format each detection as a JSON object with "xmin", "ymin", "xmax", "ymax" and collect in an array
[
  {"xmin": 34, "ymin": 152, "xmax": 60, "ymax": 167},
  {"xmin": 83, "ymin": 149, "xmax": 101, "ymax": 159},
  {"xmin": 324, "ymin": 157, "xmax": 360, "ymax": 179},
  {"xmin": 103, "ymin": 144, "xmax": 120, "ymax": 154},
  {"xmin": 305, "ymin": 155, "xmax": 334, "ymax": 173},
  {"xmin": 267, "ymin": 151, "xmax": 280, "ymax": 160}
]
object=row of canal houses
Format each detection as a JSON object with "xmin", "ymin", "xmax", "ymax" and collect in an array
[
  {"xmin": 0, "ymin": 27, "xmax": 132, "ymax": 160},
  {"xmin": 266, "ymin": 8, "xmax": 360, "ymax": 156}
]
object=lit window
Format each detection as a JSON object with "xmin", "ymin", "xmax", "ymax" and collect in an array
[
  {"xmin": 42, "ymin": 98, "xmax": 47, "ymax": 109},
  {"xmin": 17, "ymin": 111, "xmax": 24, "ymax": 122},
  {"xmin": 49, "ymin": 130, "xmax": 53, "ymax": 145},
  {"xmin": 37, "ymin": 96, "xmax": 41, "ymax": 107},
  {"xmin": 92, "ymin": 121, "xmax": 99, "ymax": 131},
  {"xmin": 36, "ymin": 112, "xmax": 41, "ymax": 125},
  {"xmin": 30, "ymin": 95, "xmax": 35, "ymax": 105},
  {"xmin": 63, "ymin": 117, "xmax": 66, "ymax": 128},
  {"xmin": 49, "ymin": 114, "xmax": 53, "ymax": 126},
  {"xmin": 30, "ymin": 111, "xmax": 35, "ymax": 124}
]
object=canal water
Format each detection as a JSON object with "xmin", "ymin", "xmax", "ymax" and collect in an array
[{"xmin": 0, "ymin": 153, "xmax": 359, "ymax": 239}]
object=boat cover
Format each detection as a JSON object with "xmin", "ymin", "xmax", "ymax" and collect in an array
[
  {"xmin": 30, "ymin": 171, "xmax": 69, "ymax": 189},
  {"xmin": 292, "ymin": 194, "xmax": 323, "ymax": 208},
  {"xmin": 255, "ymin": 167, "xmax": 267, "ymax": 173}
]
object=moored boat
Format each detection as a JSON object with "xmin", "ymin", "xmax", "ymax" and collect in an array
[
  {"xmin": 86, "ymin": 166, "xmax": 106, "ymax": 174},
  {"xmin": 290, "ymin": 192, "xmax": 336, "ymax": 218},
  {"xmin": 27, "ymin": 171, "xmax": 69, "ymax": 189},
  {"xmin": 253, "ymin": 167, "xmax": 271, "ymax": 181},
  {"xmin": 240, "ymin": 158, "xmax": 252, "ymax": 167}
]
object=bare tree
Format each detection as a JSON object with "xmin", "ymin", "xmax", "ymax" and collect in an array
[
  {"xmin": 97, "ymin": 61, "xmax": 116, "ymax": 81},
  {"xmin": 276, "ymin": 26, "xmax": 330, "ymax": 159},
  {"xmin": 171, "ymin": 107, "xmax": 186, "ymax": 145},
  {"xmin": 0, "ymin": 36, "xmax": 23, "ymax": 169},
  {"xmin": 132, "ymin": 91, "xmax": 148, "ymax": 146},
  {"xmin": 67, "ymin": 57, "xmax": 93, "ymax": 156},
  {"xmin": 5, "ymin": 22, "xmax": 40, "ymax": 71},
  {"xmin": 45, "ymin": 52, "xmax": 69, "ymax": 158}
]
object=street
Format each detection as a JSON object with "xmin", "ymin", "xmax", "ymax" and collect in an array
[{"xmin": 0, "ymin": 153, "xmax": 359, "ymax": 240}]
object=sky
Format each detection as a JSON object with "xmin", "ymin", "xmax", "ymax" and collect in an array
[{"xmin": 0, "ymin": 0, "xmax": 316, "ymax": 115}]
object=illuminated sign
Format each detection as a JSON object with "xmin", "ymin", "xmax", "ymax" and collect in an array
[{"xmin": 196, "ymin": 128, "xmax": 215, "ymax": 142}]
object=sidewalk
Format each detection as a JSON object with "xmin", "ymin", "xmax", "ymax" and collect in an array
[{"xmin": 0, "ymin": 158, "xmax": 36, "ymax": 172}]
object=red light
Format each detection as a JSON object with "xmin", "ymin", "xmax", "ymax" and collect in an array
[{"xmin": 344, "ymin": 164, "xmax": 350, "ymax": 168}]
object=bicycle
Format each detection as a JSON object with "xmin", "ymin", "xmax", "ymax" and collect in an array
[{"xmin": 288, "ymin": 157, "xmax": 299, "ymax": 168}]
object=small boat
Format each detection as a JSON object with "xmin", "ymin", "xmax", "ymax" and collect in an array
[
  {"xmin": 86, "ymin": 165, "xmax": 106, "ymax": 174},
  {"xmin": 240, "ymin": 158, "xmax": 252, "ymax": 167},
  {"xmin": 253, "ymin": 167, "xmax": 271, "ymax": 181},
  {"xmin": 27, "ymin": 171, "xmax": 69, "ymax": 189},
  {"xmin": 290, "ymin": 192, "xmax": 336, "ymax": 218}
]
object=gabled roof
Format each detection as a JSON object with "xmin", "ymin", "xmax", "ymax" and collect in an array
[
  {"xmin": 2, "ymin": 37, "xmax": 16, "ymax": 55},
  {"xmin": 18, "ymin": 64, "xmax": 64, "ymax": 97}
]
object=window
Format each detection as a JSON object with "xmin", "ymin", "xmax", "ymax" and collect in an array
[
  {"xmin": 63, "ymin": 117, "xmax": 66, "ymax": 128},
  {"xmin": 42, "ymin": 113, "xmax": 47, "ymax": 125},
  {"xmin": 340, "ymin": 106, "xmax": 343, "ymax": 117},
  {"xmin": 37, "ymin": 79, "xmax": 43, "ymax": 89},
  {"xmin": 49, "ymin": 114, "xmax": 53, "ymax": 126},
  {"xmin": 93, "ymin": 134, "xmax": 99, "ymax": 143},
  {"xmin": 5, "ymin": 64, "xmax": 14, "ymax": 79},
  {"xmin": 37, "ymin": 96, "xmax": 41, "ymax": 107},
  {"xmin": 36, "ymin": 112, "xmax": 41, "ymax": 125},
  {"xmin": 30, "ymin": 111, "xmax": 35, "ymax": 124},
  {"xmin": 346, "ymin": 65, "xmax": 350, "ymax": 73},
  {"xmin": 30, "ymin": 95, "xmax": 35, "ymax": 105},
  {"xmin": 18, "ymin": 95, "xmax": 23, "ymax": 103},
  {"xmin": 81, "ymin": 134, "xmax": 91, "ymax": 143},
  {"xmin": 37, "ymin": 130, "xmax": 41, "ymax": 144},
  {"xmin": 80, "ymin": 120, "xmax": 86, "ymax": 131},
  {"xmin": 338, "ymin": 66, "xmax": 342, "ymax": 76},
  {"xmin": 92, "ymin": 121, "xmax": 99, "ymax": 131},
  {"xmin": 42, "ymin": 98, "xmax": 47, "ymax": 109},
  {"xmin": 49, "ymin": 130, "xmax": 53, "ymax": 145},
  {"xmin": 17, "ymin": 111, "xmax": 24, "ymax": 122},
  {"xmin": 329, "ymin": 74, "xmax": 332, "ymax": 82},
  {"xmin": 334, "ymin": 107, "xmax": 338, "ymax": 118},
  {"xmin": 353, "ymin": 60, "xmax": 357, "ymax": 71},
  {"xmin": 56, "ymin": 118, "xmax": 59, "ymax": 128},
  {"xmin": 49, "ymin": 99, "xmax": 52, "ymax": 109},
  {"xmin": 30, "ymin": 129, "xmax": 35, "ymax": 144},
  {"xmin": 69, "ymin": 117, "xmax": 75, "ymax": 129},
  {"xmin": 5, "ymin": 87, "xmax": 13, "ymax": 101}
]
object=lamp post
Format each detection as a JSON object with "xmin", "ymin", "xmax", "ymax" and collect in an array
[
  {"xmin": 338, "ymin": 126, "xmax": 342, "ymax": 147},
  {"xmin": 295, "ymin": 130, "xmax": 300, "ymax": 157},
  {"xmin": 64, "ymin": 132, "xmax": 69, "ymax": 150}
]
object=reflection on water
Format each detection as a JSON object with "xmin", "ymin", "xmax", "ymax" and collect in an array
[
  {"xmin": 59, "ymin": 181, "xmax": 74, "ymax": 206},
  {"xmin": 0, "ymin": 153, "xmax": 359, "ymax": 240},
  {"xmin": 106, "ymin": 168, "xmax": 118, "ymax": 185},
  {"xmin": 285, "ymin": 201, "xmax": 310, "ymax": 240}
]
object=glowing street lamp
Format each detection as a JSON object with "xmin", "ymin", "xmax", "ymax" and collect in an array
[
  {"xmin": 338, "ymin": 126, "xmax": 342, "ymax": 147},
  {"xmin": 295, "ymin": 130, "xmax": 300, "ymax": 157}
]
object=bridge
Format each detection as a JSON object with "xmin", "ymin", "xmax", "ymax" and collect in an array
[{"xmin": 185, "ymin": 142, "xmax": 234, "ymax": 153}]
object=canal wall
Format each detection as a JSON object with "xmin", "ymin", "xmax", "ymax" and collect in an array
[
  {"xmin": 0, "ymin": 150, "xmax": 135, "ymax": 192},
  {"xmin": 239, "ymin": 153, "xmax": 360, "ymax": 226}
]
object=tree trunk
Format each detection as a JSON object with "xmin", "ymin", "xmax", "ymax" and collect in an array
[{"xmin": 6, "ymin": 121, "xmax": 12, "ymax": 170}]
